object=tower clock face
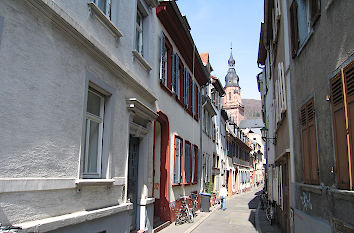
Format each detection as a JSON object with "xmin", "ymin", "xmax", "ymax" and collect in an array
[{"xmin": 234, "ymin": 89, "xmax": 238, "ymax": 94}]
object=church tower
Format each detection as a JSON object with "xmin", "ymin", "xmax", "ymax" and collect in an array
[{"xmin": 223, "ymin": 48, "xmax": 244, "ymax": 125}]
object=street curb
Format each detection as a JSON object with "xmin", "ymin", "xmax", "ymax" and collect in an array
[{"xmin": 255, "ymin": 201, "xmax": 263, "ymax": 233}]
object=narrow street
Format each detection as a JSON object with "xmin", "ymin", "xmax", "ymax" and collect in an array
[{"xmin": 192, "ymin": 188, "xmax": 260, "ymax": 233}]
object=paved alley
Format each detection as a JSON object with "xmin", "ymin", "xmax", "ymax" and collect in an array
[{"xmin": 192, "ymin": 189, "xmax": 260, "ymax": 233}]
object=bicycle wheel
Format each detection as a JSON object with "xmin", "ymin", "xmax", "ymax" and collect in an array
[
  {"xmin": 266, "ymin": 207, "xmax": 272, "ymax": 224},
  {"xmin": 187, "ymin": 212, "xmax": 194, "ymax": 223}
]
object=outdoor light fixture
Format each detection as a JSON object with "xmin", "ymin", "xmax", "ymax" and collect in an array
[{"xmin": 260, "ymin": 126, "xmax": 277, "ymax": 144}]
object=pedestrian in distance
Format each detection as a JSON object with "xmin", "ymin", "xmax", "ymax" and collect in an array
[{"xmin": 219, "ymin": 184, "xmax": 228, "ymax": 211}]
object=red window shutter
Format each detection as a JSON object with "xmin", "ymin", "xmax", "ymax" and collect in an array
[
  {"xmin": 330, "ymin": 75, "xmax": 350, "ymax": 189},
  {"xmin": 290, "ymin": 1, "xmax": 299, "ymax": 57},
  {"xmin": 343, "ymin": 61, "xmax": 354, "ymax": 189}
]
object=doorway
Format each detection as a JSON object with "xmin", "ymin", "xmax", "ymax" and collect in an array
[
  {"xmin": 128, "ymin": 136, "xmax": 140, "ymax": 232},
  {"xmin": 153, "ymin": 111, "xmax": 170, "ymax": 228}
]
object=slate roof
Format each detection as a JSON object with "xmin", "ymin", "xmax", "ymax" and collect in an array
[{"xmin": 239, "ymin": 119, "xmax": 264, "ymax": 129}]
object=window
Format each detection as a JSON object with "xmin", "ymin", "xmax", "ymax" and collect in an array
[
  {"xmin": 192, "ymin": 80, "xmax": 195, "ymax": 115},
  {"xmin": 229, "ymin": 92, "xmax": 231, "ymax": 101},
  {"xmin": 93, "ymin": 0, "xmax": 111, "ymax": 19},
  {"xmin": 179, "ymin": 62, "xmax": 184, "ymax": 103},
  {"xmin": 195, "ymin": 84, "xmax": 199, "ymax": 119},
  {"xmin": 135, "ymin": 9, "xmax": 143, "ymax": 55},
  {"xmin": 159, "ymin": 33, "xmax": 172, "ymax": 90},
  {"xmin": 159, "ymin": 33, "xmax": 167, "ymax": 86},
  {"xmin": 83, "ymin": 88, "xmax": 105, "ymax": 178},
  {"xmin": 275, "ymin": 62, "xmax": 287, "ymax": 125},
  {"xmin": 300, "ymin": 98, "xmax": 319, "ymax": 185},
  {"xmin": 184, "ymin": 68, "xmax": 189, "ymax": 108},
  {"xmin": 185, "ymin": 141, "xmax": 192, "ymax": 183},
  {"xmin": 172, "ymin": 53, "xmax": 180, "ymax": 97},
  {"xmin": 174, "ymin": 136, "xmax": 183, "ymax": 184},
  {"xmin": 290, "ymin": 0, "xmax": 321, "ymax": 57},
  {"xmin": 330, "ymin": 60, "xmax": 354, "ymax": 190},
  {"xmin": 192, "ymin": 145, "xmax": 199, "ymax": 183}
]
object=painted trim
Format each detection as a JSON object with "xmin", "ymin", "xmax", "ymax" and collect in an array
[
  {"xmin": 156, "ymin": 111, "xmax": 170, "ymax": 221},
  {"xmin": 173, "ymin": 135, "xmax": 184, "ymax": 185},
  {"xmin": 79, "ymin": 70, "xmax": 116, "ymax": 179},
  {"xmin": 0, "ymin": 178, "xmax": 76, "ymax": 193},
  {"xmin": 152, "ymin": 121, "xmax": 156, "ymax": 197},
  {"xmin": 87, "ymin": 2, "xmax": 123, "ymax": 38},
  {"xmin": 0, "ymin": 177, "xmax": 126, "ymax": 193}
]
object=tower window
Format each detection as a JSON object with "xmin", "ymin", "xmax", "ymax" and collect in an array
[{"xmin": 229, "ymin": 92, "xmax": 231, "ymax": 100}]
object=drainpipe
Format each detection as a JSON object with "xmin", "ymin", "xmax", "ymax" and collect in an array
[{"xmin": 200, "ymin": 80, "xmax": 211, "ymax": 192}]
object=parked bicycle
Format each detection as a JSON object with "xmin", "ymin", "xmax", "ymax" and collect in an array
[
  {"xmin": 259, "ymin": 190, "xmax": 275, "ymax": 225},
  {"xmin": 265, "ymin": 200, "xmax": 275, "ymax": 225},
  {"xmin": 0, "ymin": 224, "xmax": 22, "ymax": 233},
  {"xmin": 190, "ymin": 193, "xmax": 198, "ymax": 217},
  {"xmin": 175, "ymin": 195, "xmax": 194, "ymax": 225}
]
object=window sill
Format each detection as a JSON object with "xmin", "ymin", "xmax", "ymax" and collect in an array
[
  {"xmin": 75, "ymin": 179, "xmax": 115, "ymax": 186},
  {"xmin": 172, "ymin": 183, "xmax": 182, "ymax": 187},
  {"xmin": 132, "ymin": 50, "xmax": 152, "ymax": 71},
  {"xmin": 88, "ymin": 2, "xmax": 123, "ymax": 39},
  {"xmin": 294, "ymin": 29, "xmax": 314, "ymax": 59},
  {"xmin": 160, "ymin": 82, "xmax": 173, "ymax": 96}
]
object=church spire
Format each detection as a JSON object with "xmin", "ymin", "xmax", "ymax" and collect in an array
[
  {"xmin": 228, "ymin": 46, "xmax": 235, "ymax": 67},
  {"xmin": 225, "ymin": 46, "xmax": 239, "ymax": 87}
]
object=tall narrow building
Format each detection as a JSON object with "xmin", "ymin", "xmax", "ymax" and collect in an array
[{"xmin": 223, "ymin": 48, "xmax": 244, "ymax": 125}]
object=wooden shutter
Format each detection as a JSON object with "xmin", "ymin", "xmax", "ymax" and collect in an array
[
  {"xmin": 195, "ymin": 147, "xmax": 199, "ymax": 183},
  {"xmin": 185, "ymin": 143, "xmax": 191, "ymax": 183},
  {"xmin": 180, "ymin": 64, "xmax": 184, "ymax": 102},
  {"xmin": 310, "ymin": 0, "xmax": 321, "ymax": 25},
  {"xmin": 175, "ymin": 55, "xmax": 180, "ymax": 98},
  {"xmin": 300, "ymin": 98, "xmax": 319, "ymax": 184},
  {"xmin": 191, "ymin": 146, "xmax": 195, "ymax": 183},
  {"xmin": 344, "ymin": 61, "xmax": 354, "ymax": 189},
  {"xmin": 198, "ymin": 89, "xmax": 201, "ymax": 120},
  {"xmin": 189, "ymin": 76, "xmax": 193, "ymax": 112},
  {"xmin": 290, "ymin": 1, "xmax": 299, "ymax": 57},
  {"xmin": 172, "ymin": 52, "xmax": 176, "ymax": 93},
  {"xmin": 174, "ymin": 137, "xmax": 181, "ymax": 184},
  {"xmin": 307, "ymin": 100, "xmax": 319, "ymax": 184},
  {"xmin": 330, "ymin": 74, "xmax": 350, "ymax": 189},
  {"xmin": 184, "ymin": 68, "xmax": 189, "ymax": 108},
  {"xmin": 159, "ymin": 32, "xmax": 166, "ymax": 85}
]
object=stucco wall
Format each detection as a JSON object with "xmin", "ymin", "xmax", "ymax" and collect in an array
[
  {"xmin": 288, "ymin": 0, "xmax": 354, "ymax": 227},
  {"xmin": 0, "ymin": 0, "xmax": 158, "ymax": 228}
]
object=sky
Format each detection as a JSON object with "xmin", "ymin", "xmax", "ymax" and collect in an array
[{"xmin": 176, "ymin": 0, "xmax": 264, "ymax": 100}]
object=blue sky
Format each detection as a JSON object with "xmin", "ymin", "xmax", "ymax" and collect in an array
[{"xmin": 176, "ymin": 0, "xmax": 264, "ymax": 100}]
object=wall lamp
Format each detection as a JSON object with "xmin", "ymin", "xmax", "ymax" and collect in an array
[{"xmin": 260, "ymin": 127, "xmax": 277, "ymax": 144}]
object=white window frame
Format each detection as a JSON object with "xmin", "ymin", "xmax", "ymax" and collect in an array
[
  {"xmin": 93, "ymin": 0, "xmax": 111, "ymax": 19},
  {"xmin": 136, "ymin": 9, "xmax": 143, "ymax": 55},
  {"xmin": 83, "ymin": 88, "xmax": 105, "ymax": 178},
  {"xmin": 174, "ymin": 137, "xmax": 183, "ymax": 184}
]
